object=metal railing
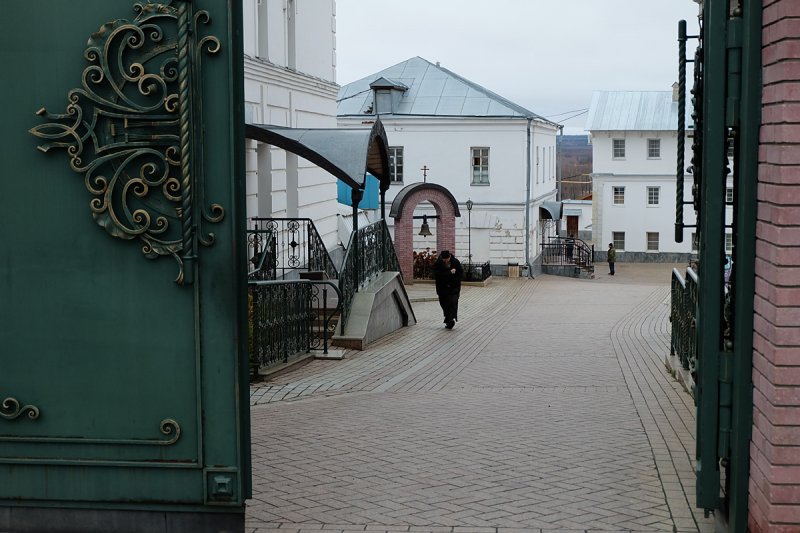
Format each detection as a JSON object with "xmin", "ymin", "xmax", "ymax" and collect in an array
[
  {"xmin": 414, "ymin": 259, "xmax": 491, "ymax": 282},
  {"xmin": 248, "ymin": 279, "xmax": 342, "ymax": 370},
  {"xmin": 464, "ymin": 261, "xmax": 492, "ymax": 282},
  {"xmin": 338, "ymin": 219, "xmax": 400, "ymax": 333},
  {"xmin": 670, "ymin": 267, "xmax": 698, "ymax": 381},
  {"xmin": 247, "ymin": 218, "xmax": 338, "ymax": 281},
  {"xmin": 541, "ymin": 236, "xmax": 594, "ymax": 272}
]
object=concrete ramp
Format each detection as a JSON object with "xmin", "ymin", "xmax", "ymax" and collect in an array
[{"xmin": 333, "ymin": 272, "xmax": 416, "ymax": 350}]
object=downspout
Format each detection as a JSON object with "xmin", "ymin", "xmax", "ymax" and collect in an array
[{"xmin": 524, "ymin": 117, "xmax": 533, "ymax": 275}]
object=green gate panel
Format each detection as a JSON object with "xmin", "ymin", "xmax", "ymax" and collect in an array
[{"xmin": 0, "ymin": 0, "xmax": 249, "ymax": 522}]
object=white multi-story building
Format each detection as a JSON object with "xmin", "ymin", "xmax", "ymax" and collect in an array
[
  {"xmin": 241, "ymin": 0, "xmax": 341, "ymax": 250},
  {"xmin": 337, "ymin": 57, "xmax": 561, "ymax": 273},
  {"xmin": 586, "ymin": 87, "xmax": 732, "ymax": 261}
]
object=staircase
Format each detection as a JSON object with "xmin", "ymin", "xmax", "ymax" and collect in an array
[
  {"xmin": 247, "ymin": 217, "xmax": 415, "ymax": 374},
  {"xmin": 541, "ymin": 236, "xmax": 595, "ymax": 279}
]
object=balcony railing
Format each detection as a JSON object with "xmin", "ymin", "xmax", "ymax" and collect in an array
[
  {"xmin": 248, "ymin": 279, "xmax": 341, "ymax": 370},
  {"xmin": 670, "ymin": 267, "xmax": 698, "ymax": 386},
  {"xmin": 338, "ymin": 219, "xmax": 400, "ymax": 332},
  {"xmin": 247, "ymin": 218, "xmax": 338, "ymax": 281}
]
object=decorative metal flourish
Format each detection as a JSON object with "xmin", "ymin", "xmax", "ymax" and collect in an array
[
  {"xmin": 1, "ymin": 397, "xmax": 40, "ymax": 421},
  {"xmin": 158, "ymin": 418, "xmax": 181, "ymax": 444},
  {"xmin": 29, "ymin": 1, "xmax": 224, "ymax": 284},
  {"xmin": 247, "ymin": 218, "xmax": 339, "ymax": 281}
]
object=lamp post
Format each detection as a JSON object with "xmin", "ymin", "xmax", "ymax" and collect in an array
[{"xmin": 465, "ymin": 199, "xmax": 473, "ymax": 267}]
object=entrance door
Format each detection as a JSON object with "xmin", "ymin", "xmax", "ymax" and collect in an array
[{"xmin": 567, "ymin": 215, "xmax": 579, "ymax": 237}]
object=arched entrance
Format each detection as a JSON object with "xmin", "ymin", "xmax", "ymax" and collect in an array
[{"xmin": 389, "ymin": 183, "xmax": 461, "ymax": 282}]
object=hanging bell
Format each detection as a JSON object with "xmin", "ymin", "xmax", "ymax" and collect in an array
[{"xmin": 418, "ymin": 214, "xmax": 432, "ymax": 237}]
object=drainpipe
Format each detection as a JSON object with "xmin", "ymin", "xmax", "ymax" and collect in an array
[{"xmin": 524, "ymin": 117, "xmax": 533, "ymax": 275}]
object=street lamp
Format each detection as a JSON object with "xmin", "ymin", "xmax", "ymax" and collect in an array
[{"xmin": 465, "ymin": 199, "xmax": 473, "ymax": 266}]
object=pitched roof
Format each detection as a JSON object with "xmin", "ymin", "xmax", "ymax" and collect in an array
[
  {"xmin": 584, "ymin": 91, "xmax": 686, "ymax": 131},
  {"xmin": 337, "ymin": 56, "xmax": 556, "ymax": 124}
]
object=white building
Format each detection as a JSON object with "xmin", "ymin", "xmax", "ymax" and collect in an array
[
  {"xmin": 337, "ymin": 57, "xmax": 561, "ymax": 274},
  {"xmin": 586, "ymin": 88, "xmax": 731, "ymax": 261},
  {"xmin": 241, "ymin": 0, "xmax": 341, "ymax": 251}
]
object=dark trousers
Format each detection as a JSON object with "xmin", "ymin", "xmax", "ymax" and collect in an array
[
  {"xmin": 609, "ymin": 262, "xmax": 615, "ymax": 274},
  {"xmin": 438, "ymin": 292, "xmax": 460, "ymax": 322}
]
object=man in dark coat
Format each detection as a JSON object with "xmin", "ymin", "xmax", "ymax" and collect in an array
[{"xmin": 433, "ymin": 250, "xmax": 463, "ymax": 329}]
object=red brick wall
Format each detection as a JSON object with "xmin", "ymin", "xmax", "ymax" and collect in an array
[
  {"xmin": 750, "ymin": 2, "xmax": 800, "ymax": 531},
  {"xmin": 393, "ymin": 190, "xmax": 458, "ymax": 282}
]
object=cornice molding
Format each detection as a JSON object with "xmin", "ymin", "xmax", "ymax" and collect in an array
[{"xmin": 244, "ymin": 57, "xmax": 338, "ymax": 99}]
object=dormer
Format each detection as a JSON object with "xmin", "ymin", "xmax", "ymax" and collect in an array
[{"xmin": 369, "ymin": 77, "xmax": 408, "ymax": 115}]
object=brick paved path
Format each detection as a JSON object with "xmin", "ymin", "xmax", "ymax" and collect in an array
[{"xmin": 248, "ymin": 264, "xmax": 713, "ymax": 533}]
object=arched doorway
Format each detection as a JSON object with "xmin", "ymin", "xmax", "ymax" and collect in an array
[{"xmin": 389, "ymin": 183, "xmax": 461, "ymax": 282}]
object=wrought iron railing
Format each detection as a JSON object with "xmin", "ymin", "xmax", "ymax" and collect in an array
[
  {"xmin": 670, "ymin": 267, "xmax": 699, "ymax": 383},
  {"xmin": 248, "ymin": 279, "xmax": 342, "ymax": 370},
  {"xmin": 464, "ymin": 261, "xmax": 492, "ymax": 282},
  {"xmin": 247, "ymin": 218, "xmax": 338, "ymax": 281},
  {"xmin": 414, "ymin": 259, "xmax": 491, "ymax": 282},
  {"xmin": 338, "ymin": 219, "xmax": 400, "ymax": 333},
  {"xmin": 541, "ymin": 236, "xmax": 594, "ymax": 272}
]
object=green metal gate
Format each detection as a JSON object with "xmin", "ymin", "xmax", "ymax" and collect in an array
[
  {"xmin": 676, "ymin": 1, "xmax": 761, "ymax": 530},
  {"xmin": 0, "ymin": 1, "xmax": 249, "ymax": 530}
]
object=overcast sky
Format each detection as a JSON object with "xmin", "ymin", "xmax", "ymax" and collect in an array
[{"xmin": 335, "ymin": 1, "xmax": 700, "ymax": 134}]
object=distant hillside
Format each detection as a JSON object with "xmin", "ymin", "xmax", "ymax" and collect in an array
[{"xmin": 557, "ymin": 135, "xmax": 592, "ymax": 200}]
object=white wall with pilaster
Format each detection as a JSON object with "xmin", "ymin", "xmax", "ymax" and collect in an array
[{"xmin": 242, "ymin": 0, "xmax": 341, "ymax": 249}]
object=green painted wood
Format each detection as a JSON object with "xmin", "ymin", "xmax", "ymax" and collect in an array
[{"xmin": 0, "ymin": 0, "xmax": 248, "ymax": 513}]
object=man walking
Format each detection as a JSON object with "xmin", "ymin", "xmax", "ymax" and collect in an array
[
  {"xmin": 433, "ymin": 250, "xmax": 463, "ymax": 329},
  {"xmin": 608, "ymin": 242, "xmax": 617, "ymax": 275}
]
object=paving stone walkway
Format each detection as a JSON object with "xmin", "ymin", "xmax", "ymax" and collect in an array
[{"xmin": 247, "ymin": 264, "xmax": 713, "ymax": 533}]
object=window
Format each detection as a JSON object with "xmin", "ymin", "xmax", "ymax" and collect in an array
[
  {"xmin": 648, "ymin": 139, "xmax": 661, "ymax": 158},
  {"xmin": 647, "ymin": 232, "xmax": 660, "ymax": 251},
  {"xmin": 613, "ymin": 186, "xmax": 625, "ymax": 205},
  {"xmin": 613, "ymin": 139, "xmax": 625, "ymax": 158},
  {"xmin": 613, "ymin": 232, "xmax": 625, "ymax": 251},
  {"xmin": 389, "ymin": 146, "xmax": 403, "ymax": 183},
  {"xmin": 471, "ymin": 147, "xmax": 489, "ymax": 185},
  {"xmin": 726, "ymin": 187, "xmax": 734, "ymax": 203},
  {"xmin": 691, "ymin": 232, "xmax": 699, "ymax": 251},
  {"xmin": 647, "ymin": 186, "xmax": 660, "ymax": 206},
  {"xmin": 726, "ymin": 233, "xmax": 733, "ymax": 251}
]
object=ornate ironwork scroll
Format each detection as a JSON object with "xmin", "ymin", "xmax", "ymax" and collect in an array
[
  {"xmin": 29, "ymin": 1, "xmax": 224, "ymax": 284},
  {"xmin": 0, "ymin": 417, "xmax": 181, "ymax": 446},
  {"xmin": 0, "ymin": 397, "xmax": 40, "ymax": 421}
]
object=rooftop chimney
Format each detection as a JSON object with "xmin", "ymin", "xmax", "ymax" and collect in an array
[{"xmin": 672, "ymin": 82, "xmax": 680, "ymax": 102}]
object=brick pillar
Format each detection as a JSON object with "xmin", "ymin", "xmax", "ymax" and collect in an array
[
  {"xmin": 395, "ymin": 216, "xmax": 413, "ymax": 283},
  {"xmin": 749, "ymin": 3, "xmax": 800, "ymax": 531},
  {"xmin": 392, "ymin": 188, "xmax": 460, "ymax": 283}
]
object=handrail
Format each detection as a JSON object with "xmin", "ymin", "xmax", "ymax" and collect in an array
[
  {"xmin": 542, "ymin": 236, "xmax": 594, "ymax": 271},
  {"xmin": 338, "ymin": 219, "xmax": 400, "ymax": 333},
  {"xmin": 247, "ymin": 217, "xmax": 338, "ymax": 281},
  {"xmin": 248, "ymin": 279, "xmax": 342, "ymax": 370}
]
